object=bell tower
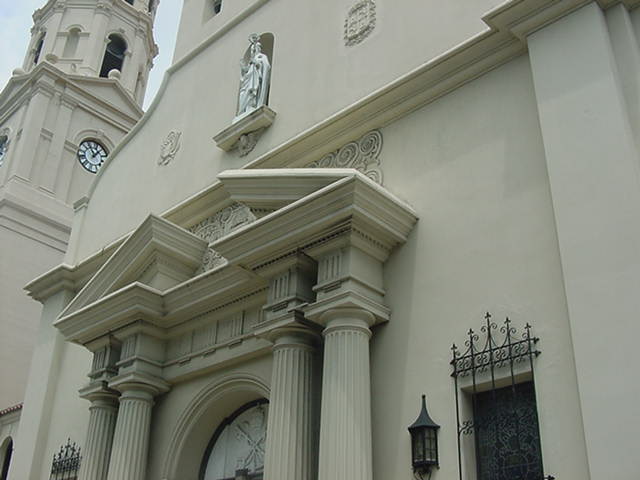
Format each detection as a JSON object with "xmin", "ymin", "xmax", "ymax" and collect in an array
[
  {"xmin": 0, "ymin": 0, "xmax": 158, "ymax": 417},
  {"xmin": 23, "ymin": 0, "xmax": 158, "ymax": 105}
]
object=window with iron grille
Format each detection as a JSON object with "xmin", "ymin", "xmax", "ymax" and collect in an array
[
  {"xmin": 473, "ymin": 382, "xmax": 543, "ymax": 480},
  {"xmin": 450, "ymin": 313, "xmax": 554, "ymax": 480}
]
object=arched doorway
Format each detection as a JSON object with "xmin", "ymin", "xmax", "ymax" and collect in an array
[
  {"xmin": 0, "ymin": 438, "xmax": 13, "ymax": 480},
  {"xmin": 200, "ymin": 400, "xmax": 268, "ymax": 480},
  {"xmin": 161, "ymin": 374, "xmax": 270, "ymax": 480}
]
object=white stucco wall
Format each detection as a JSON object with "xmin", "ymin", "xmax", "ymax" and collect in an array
[{"xmin": 372, "ymin": 55, "xmax": 588, "ymax": 480}]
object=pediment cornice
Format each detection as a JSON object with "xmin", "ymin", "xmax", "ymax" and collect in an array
[
  {"xmin": 59, "ymin": 214, "xmax": 207, "ymax": 322},
  {"xmin": 213, "ymin": 169, "xmax": 417, "ymax": 267}
]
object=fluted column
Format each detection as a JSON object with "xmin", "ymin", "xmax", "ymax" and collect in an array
[
  {"xmin": 317, "ymin": 309, "xmax": 374, "ymax": 480},
  {"xmin": 78, "ymin": 389, "xmax": 119, "ymax": 480},
  {"xmin": 106, "ymin": 387, "xmax": 154, "ymax": 480},
  {"xmin": 263, "ymin": 330, "xmax": 318, "ymax": 480}
]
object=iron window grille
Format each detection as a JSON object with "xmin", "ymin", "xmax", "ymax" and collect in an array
[
  {"xmin": 450, "ymin": 313, "xmax": 554, "ymax": 480},
  {"xmin": 49, "ymin": 439, "xmax": 81, "ymax": 480}
]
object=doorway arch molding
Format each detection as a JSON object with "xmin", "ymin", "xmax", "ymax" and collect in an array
[{"xmin": 161, "ymin": 373, "xmax": 270, "ymax": 480}]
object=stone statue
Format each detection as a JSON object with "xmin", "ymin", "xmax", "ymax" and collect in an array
[{"xmin": 235, "ymin": 34, "xmax": 271, "ymax": 122}]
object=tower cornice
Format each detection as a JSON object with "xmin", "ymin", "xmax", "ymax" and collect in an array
[{"xmin": 0, "ymin": 63, "xmax": 143, "ymax": 129}]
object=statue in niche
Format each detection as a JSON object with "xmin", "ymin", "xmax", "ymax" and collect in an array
[{"xmin": 235, "ymin": 34, "xmax": 271, "ymax": 122}]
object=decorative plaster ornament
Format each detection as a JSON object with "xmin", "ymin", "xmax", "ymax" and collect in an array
[
  {"xmin": 309, "ymin": 129, "xmax": 384, "ymax": 184},
  {"xmin": 344, "ymin": 0, "xmax": 376, "ymax": 46},
  {"xmin": 199, "ymin": 248, "xmax": 227, "ymax": 273},
  {"xmin": 237, "ymin": 128, "xmax": 264, "ymax": 157},
  {"xmin": 158, "ymin": 130, "xmax": 182, "ymax": 166},
  {"xmin": 189, "ymin": 203, "xmax": 256, "ymax": 272}
]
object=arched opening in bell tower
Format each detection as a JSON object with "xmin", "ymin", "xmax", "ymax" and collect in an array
[
  {"xmin": 33, "ymin": 33, "xmax": 45, "ymax": 65},
  {"xmin": 100, "ymin": 34, "xmax": 127, "ymax": 78}
]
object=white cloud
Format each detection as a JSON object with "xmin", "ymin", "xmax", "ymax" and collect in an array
[{"xmin": 0, "ymin": 1, "xmax": 181, "ymax": 110}]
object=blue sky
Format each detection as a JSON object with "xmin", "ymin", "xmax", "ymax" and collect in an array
[{"xmin": 0, "ymin": 0, "xmax": 182, "ymax": 109}]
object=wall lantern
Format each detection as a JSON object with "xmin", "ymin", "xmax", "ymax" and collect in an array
[{"xmin": 408, "ymin": 395, "xmax": 440, "ymax": 475}]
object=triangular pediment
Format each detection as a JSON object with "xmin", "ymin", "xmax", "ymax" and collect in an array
[
  {"xmin": 67, "ymin": 75, "xmax": 143, "ymax": 119},
  {"xmin": 61, "ymin": 214, "xmax": 207, "ymax": 319}
]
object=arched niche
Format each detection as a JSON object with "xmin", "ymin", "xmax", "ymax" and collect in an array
[
  {"xmin": 161, "ymin": 374, "xmax": 270, "ymax": 480},
  {"xmin": 241, "ymin": 33, "xmax": 275, "ymax": 71},
  {"xmin": 63, "ymin": 27, "xmax": 81, "ymax": 58}
]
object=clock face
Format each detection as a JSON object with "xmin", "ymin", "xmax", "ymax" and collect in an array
[{"xmin": 77, "ymin": 140, "xmax": 107, "ymax": 173}]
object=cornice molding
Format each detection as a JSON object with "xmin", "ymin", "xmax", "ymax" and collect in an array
[
  {"xmin": 60, "ymin": 214, "xmax": 207, "ymax": 321},
  {"xmin": 213, "ymin": 169, "xmax": 418, "ymax": 267},
  {"xmin": 0, "ymin": 63, "xmax": 143, "ymax": 125},
  {"xmin": 24, "ymin": 264, "xmax": 77, "ymax": 303},
  {"xmin": 55, "ymin": 282, "xmax": 165, "ymax": 342}
]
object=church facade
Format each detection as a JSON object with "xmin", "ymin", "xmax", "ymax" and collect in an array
[{"xmin": 3, "ymin": 0, "xmax": 640, "ymax": 480}]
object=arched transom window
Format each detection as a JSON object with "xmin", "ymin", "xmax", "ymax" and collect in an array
[{"xmin": 201, "ymin": 400, "xmax": 268, "ymax": 480}]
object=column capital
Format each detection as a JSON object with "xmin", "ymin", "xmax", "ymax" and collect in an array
[
  {"xmin": 320, "ymin": 308, "xmax": 375, "ymax": 338},
  {"xmin": 108, "ymin": 371, "xmax": 170, "ymax": 400},
  {"xmin": 79, "ymin": 382, "xmax": 120, "ymax": 406},
  {"xmin": 270, "ymin": 326, "xmax": 320, "ymax": 351},
  {"xmin": 254, "ymin": 310, "xmax": 321, "ymax": 347},
  {"xmin": 304, "ymin": 290, "xmax": 389, "ymax": 326}
]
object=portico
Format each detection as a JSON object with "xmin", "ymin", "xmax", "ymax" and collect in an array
[{"xmin": 27, "ymin": 168, "xmax": 416, "ymax": 480}]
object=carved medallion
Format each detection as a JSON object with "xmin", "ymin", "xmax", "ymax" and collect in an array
[
  {"xmin": 158, "ymin": 130, "xmax": 182, "ymax": 166},
  {"xmin": 344, "ymin": 0, "xmax": 376, "ymax": 46},
  {"xmin": 309, "ymin": 130, "xmax": 384, "ymax": 184}
]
